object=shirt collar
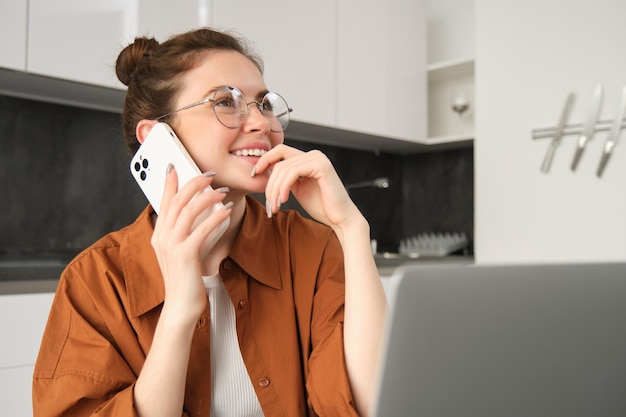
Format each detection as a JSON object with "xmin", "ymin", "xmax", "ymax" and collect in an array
[
  {"xmin": 120, "ymin": 205, "xmax": 164, "ymax": 318},
  {"xmin": 122, "ymin": 197, "xmax": 284, "ymax": 318},
  {"xmin": 229, "ymin": 196, "xmax": 284, "ymax": 291}
]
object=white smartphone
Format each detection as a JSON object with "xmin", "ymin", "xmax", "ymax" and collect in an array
[{"xmin": 130, "ymin": 122, "xmax": 229, "ymax": 252}]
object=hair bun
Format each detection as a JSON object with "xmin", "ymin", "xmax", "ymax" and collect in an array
[{"xmin": 115, "ymin": 37, "xmax": 159, "ymax": 86}]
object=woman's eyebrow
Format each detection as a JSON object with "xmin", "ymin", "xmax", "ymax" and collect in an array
[
  {"xmin": 200, "ymin": 87, "xmax": 220, "ymax": 99},
  {"xmin": 255, "ymin": 89, "xmax": 270, "ymax": 100},
  {"xmin": 199, "ymin": 86, "xmax": 269, "ymax": 101}
]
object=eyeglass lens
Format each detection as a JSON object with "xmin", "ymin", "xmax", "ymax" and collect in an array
[{"xmin": 213, "ymin": 86, "xmax": 290, "ymax": 132}]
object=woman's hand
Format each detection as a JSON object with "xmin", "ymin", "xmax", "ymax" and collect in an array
[
  {"xmin": 254, "ymin": 145, "xmax": 387, "ymax": 416},
  {"xmin": 252, "ymin": 144, "xmax": 361, "ymax": 231},
  {"xmin": 151, "ymin": 167, "xmax": 231, "ymax": 325}
]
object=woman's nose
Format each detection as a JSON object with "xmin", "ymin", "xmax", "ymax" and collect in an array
[{"xmin": 243, "ymin": 102, "xmax": 271, "ymax": 132}]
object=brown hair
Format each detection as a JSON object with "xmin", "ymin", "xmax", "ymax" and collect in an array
[{"xmin": 115, "ymin": 28, "xmax": 263, "ymax": 153}]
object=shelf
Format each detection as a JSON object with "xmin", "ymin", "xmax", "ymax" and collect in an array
[
  {"xmin": 427, "ymin": 58, "xmax": 475, "ymax": 141},
  {"xmin": 427, "ymin": 58, "xmax": 474, "ymax": 83},
  {"xmin": 424, "ymin": 134, "xmax": 473, "ymax": 145}
]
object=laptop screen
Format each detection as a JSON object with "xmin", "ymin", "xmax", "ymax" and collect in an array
[{"xmin": 373, "ymin": 262, "xmax": 626, "ymax": 417}]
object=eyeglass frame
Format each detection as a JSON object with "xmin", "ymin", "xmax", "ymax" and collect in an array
[{"xmin": 155, "ymin": 85, "xmax": 292, "ymax": 132}]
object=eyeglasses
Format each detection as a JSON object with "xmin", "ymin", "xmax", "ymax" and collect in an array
[{"xmin": 156, "ymin": 85, "xmax": 292, "ymax": 132}]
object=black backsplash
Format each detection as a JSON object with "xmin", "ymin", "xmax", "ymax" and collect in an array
[
  {"xmin": 284, "ymin": 140, "xmax": 474, "ymax": 254},
  {"xmin": 0, "ymin": 95, "xmax": 473, "ymax": 265},
  {"xmin": 0, "ymin": 95, "xmax": 146, "ymax": 260}
]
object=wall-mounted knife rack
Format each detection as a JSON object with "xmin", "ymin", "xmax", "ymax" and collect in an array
[
  {"xmin": 532, "ymin": 119, "xmax": 626, "ymax": 140},
  {"xmin": 533, "ymin": 84, "xmax": 626, "ymax": 176}
]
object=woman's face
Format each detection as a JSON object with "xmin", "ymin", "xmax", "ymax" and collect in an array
[{"xmin": 167, "ymin": 50, "xmax": 285, "ymax": 194}]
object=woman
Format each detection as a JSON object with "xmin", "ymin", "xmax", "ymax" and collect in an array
[{"xmin": 33, "ymin": 28, "xmax": 387, "ymax": 417}]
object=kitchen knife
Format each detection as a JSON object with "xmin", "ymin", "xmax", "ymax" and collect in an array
[
  {"xmin": 596, "ymin": 85, "xmax": 626, "ymax": 177},
  {"xmin": 571, "ymin": 84, "xmax": 603, "ymax": 171},
  {"xmin": 541, "ymin": 92, "xmax": 576, "ymax": 173}
]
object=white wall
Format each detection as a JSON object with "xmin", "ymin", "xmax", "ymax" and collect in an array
[
  {"xmin": 475, "ymin": 0, "xmax": 626, "ymax": 264},
  {"xmin": 0, "ymin": 293, "xmax": 54, "ymax": 416}
]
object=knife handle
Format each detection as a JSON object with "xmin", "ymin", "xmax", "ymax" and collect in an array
[
  {"xmin": 596, "ymin": 152, "xmax": 611, "ymax": 177},
  {"xmin": 541, "ymin": 143, "xmax": 557, "ymax": 173},
  {"xmin": 571, "ymin": 135, "xmax": 588, "ymax": 171}
]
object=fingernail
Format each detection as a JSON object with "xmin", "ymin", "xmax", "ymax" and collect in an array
[
  {"xmin": 166, "ymin": 163, "xmax": 174, "ymax": 175},
  {"xmin": 203, "ymin": 171, "xmax": 217, "ymax": 177},
  {"xmin": 276, "ymin": 197, "xmax": 282, "ymax": 209},
  {"xmin": 223, "ymin": 201, "xmax": 234, "ymax": 210},
  {"xmin": 215, "ymin": 187, "xmax": 230, "ymax": 193},
  {"xmin": 265, "ymin": 199, "xmax": 272, "ymax": 218},
  {"xmin": 250, "ymin": 166, "xmax": 257, "ymax": 177}
]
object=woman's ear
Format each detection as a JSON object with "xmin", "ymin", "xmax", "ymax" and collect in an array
[{"xmin": 136, "ymin": 119, "xmax": 159, "ymax": 145}]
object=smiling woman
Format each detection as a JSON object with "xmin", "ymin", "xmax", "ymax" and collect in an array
[{"xmin": 32, "ymin": 27, "xmax": 387, "ymax": 417}]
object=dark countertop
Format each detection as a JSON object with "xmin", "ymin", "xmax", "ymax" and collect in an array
[
  {"xmin": 376, "ymin": 254, "xmax": 474, "ymax": 277},
  {"xmin": 0, "ymin": 255, "xmax": 474, "ymax": 295},
  {"xmin": 0, "ymin": 257, "xmax": 66, "ymax": 295},
  {"xmin": 0, "ymin": 279, "xmax": 59, "ymax": 295}
]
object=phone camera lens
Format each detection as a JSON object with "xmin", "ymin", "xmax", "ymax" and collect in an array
[
  {"xmin": 134, "ymin": 162, "xmax": 141, "ymax": 172},
  {"xmin": 140, "ymin": 171, "xmax": 147, "ymax": 181},
  {"xmin": 142, "ymin": 158, "xmax": 149, "ymax": 169}
]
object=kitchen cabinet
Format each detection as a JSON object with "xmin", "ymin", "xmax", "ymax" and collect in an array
[
  {"xmin": 427, "ymin": 58, "xmax": 474, "ymax": 144},
  {"xmin": 0, "ymin": 0, "xmax": 27, "ymax": 71},
  {"xmin": 211, "ymin": 1, "xmax": 337, "ymax": 128},
  {"xmin": 213, "ymin": 0, "xmax": 426, "ymax": 145},
  {"xmin": 23, "ymin": 0, "xmax": 205, "ymax": 90},
  {"xmin": 0, "ymin": 0, "xmax": 205, "ymax": 112},
  {"xmin": 0, "ymin": 292, "xmax": 54, "ymax": 416},
  {"xmin": 473, "ymin": 0, "xmax": 626, "ymax": 264},
  {"xmin": 135, "ymin": 0, "xmax": 205, "ymax": 43},
  {"xmin": 335, "ymin": 0, "xmax": 426, "ymax": 143},
  {"xmin": 0, "ymin": 0, "xmax": 434, "ymax": 152},
  {"xmin": 425, "ymin": 0, "xmax": 474, "ymax": 144},
  {"xmin": 28, "ymin": 0, "xmax": 136, "ymax": 89}
]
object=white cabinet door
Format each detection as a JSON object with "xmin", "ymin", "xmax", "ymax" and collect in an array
[
  {"xmin": 337, "ymin": 0, "xmax": 427, "ymax": 142},
  {"xmin": 0, "ymin": 292, "xmax": 54, "ymax": 417},
  {"xmin": 27, "ymin": 0, "xmax": 137, "ymax": 89},
  {"xmin": 136, "ymin": 0, "xmax": 204, "ymax": 43},
  {"xmin": 213, "ymin": 1, "xmax": 426, "ymax": 142},
  {"xmin": 0, "ymin": 366, "xmax": 35, "ymax": 417},
  {"xmin": 0, "ymin": 0, "xmax": 27, "ymax": 71},
  {"xmin": 212, "ymin": 1, "xmax": 337, "ymax": 128}
]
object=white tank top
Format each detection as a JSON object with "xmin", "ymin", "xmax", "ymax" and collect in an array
[{"xmin": 203, "ymin": 273, "xmax": 264, "ymax": 417}]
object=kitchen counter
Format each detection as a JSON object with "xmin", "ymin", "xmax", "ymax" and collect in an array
[
  {"xmin": 0, "ymin": 253, "xmax": 69, "ymax": 294},
  {"xmin": 0, "ymin": 254, "xmax": 474, "ymax": 295},
  {"xmin": 0, "ymin": 279, "xmax": 58, "ymax": 295},
  {"xmin": 376, "ymin": 253, "xmax": 474, "ymax": 277},
  {"xmin": 0, "ymin": 257, "xmax": 67, "ymax": 294}
]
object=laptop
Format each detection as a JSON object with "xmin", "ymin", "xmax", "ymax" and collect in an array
[{"xmin": 373, "ymin": 262, "xmax": 626, "ymax": 417}]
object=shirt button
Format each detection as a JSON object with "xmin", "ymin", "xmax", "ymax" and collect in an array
[
  {"xmin": 223, "ymin": 260, "xmax": 233, "ymax": 270},
  {"xmin": 197, "ymin": 316, "xmax": 207, "ymax": 328},
  {"xmin": 259, "ymin": 377, "xmax": 270, "ymax": 388},
  {"xmin": 238, "ymin": 299, "xmax": 248, "ymax": 310}
]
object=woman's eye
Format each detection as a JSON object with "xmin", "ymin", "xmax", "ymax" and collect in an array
[
  {"xmin": 214, "ymin": 97, "xmax": 236, "ymax": 109},
  {"xmin": 262, "ymin": 101, "xmax": 274, "ymax": 112}
]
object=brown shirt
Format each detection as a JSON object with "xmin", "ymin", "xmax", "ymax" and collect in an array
[{"xmin": 33, "ymin": 196, "xmax": 358, "ymax": 417}]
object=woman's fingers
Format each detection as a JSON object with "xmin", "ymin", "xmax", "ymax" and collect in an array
[
  {"xmin": 157, "ymin": 163, "xmax": 179, "ymax": 219},
  {"xmin": 254, "ymin": 145, "xmax": 307, "ymax": 215},
  {"xmin": 160, "ymin": 170, "xmax": 217, "ymax": 226},
  {"xmin": 153, "ymin": 169, "xmax": 230, "ymax": 253},
  {"xmin": 253, "ymin": 145, "xmax": 355, "ymax": 224}
]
